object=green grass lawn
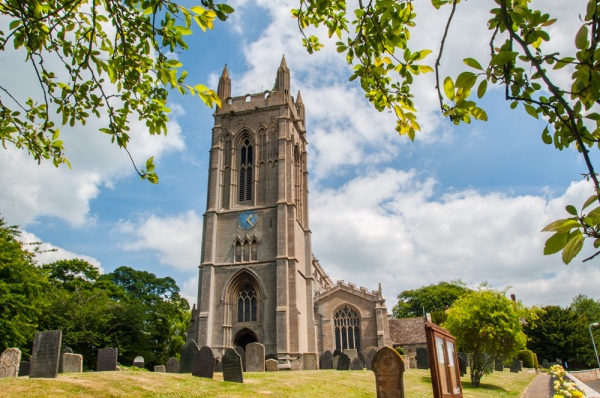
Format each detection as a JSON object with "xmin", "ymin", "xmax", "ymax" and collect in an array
[{"xmin": 0, "ymin": 368, "xmax": 537, "ymax": 398}]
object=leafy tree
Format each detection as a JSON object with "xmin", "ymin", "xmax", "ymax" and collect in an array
[
  {"xmin": 0, "ymin": 0, "xmax": 233, "ymax": 182},
  {"xmin": 392, "ymin": 280, "xmax": 470, "ymax": 324},
  {"xmin": 0, "ymin": 218, "xmax": 49, "ymax": 354},
  {"xmin": 292, "ymin": 0, "xmax": 600, "ymax": 264},
  {"xmin": 524, "ymin": 304, "xmax": 594, "ymax": 368},
  {"xmin": 444, "ymin": 289, "xmax": 526, "ymax": 387}
]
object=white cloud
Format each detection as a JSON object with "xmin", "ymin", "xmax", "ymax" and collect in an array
[
  {"xmin": 17, "ymin": 230, "xmax": 103, "ymax": 273},
  {"xmin": 310, "ymin": 170, "xmax": 600, "ymax": 308},
  {"xmin": 115, "ymin": 210, "xmax": 203, "ymax": 272},
  {"xmin": 182, "ymin": 275, "xmax": 199, "ymax": 308}
]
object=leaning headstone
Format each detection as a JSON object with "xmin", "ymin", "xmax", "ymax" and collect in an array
[
  {"xmin": 350, "ymin": 357, "xmax": 363, "ymax": 370},
  {"xmin": 192, "ymin": 346, "xmax": 215, "ymax": 379},
  {"xmin": 30, "ymin": 330, "xmax": 62, "ymax": 378},
  {"xmin": 58, "ymin": 347, "xmax": 73, "ymax": 373},
  {"xmin": 154, "ymin": 365, "xmax": 166, "ymax": 372},
  {"xmin": 234, "ymin": 346, "xmax": 246, "ymax": 372},
  {"xmin": 458, "ymin": 355, "xmax": 466, "ymax": 376},
  {"xmin": 18, "ymin": 361, "xmax": 30, "ymax": 377},
  {"xmin": 337, "ymin": 353, "xmax": 350, "ymax": 371},
  {"xmin": 509, "ymin": 357, "xmax": 520, "ymax": 373},
  {"xmin": 416, "ymin": 347, "xmax": 429, "ymax": 370},
  {"xmin": 372, "ymin": 346, "xmax": 405, "ymax": 398},
  {"xmin": 246, "ymin": 343, "xmax": 265, "ymax": 372},
  {"xmin": 303, "ymin": 353, "xmax": 319, "ymax": 370},
  {"xmin": 180, "ymin": 341, "xmax": 199, "ymax": 373},
  {"xmin": 495, "ymin": 358, "xmax": 504, "ymax": 372},
  {"xmin": 542, "ymin": 359, "xmax": 550, "ymax": 369},
  {"xmin": 365, "ymin": 349, "xmax": 377, "ymax": 371},
  {"xmin": 332, "ymin": 356, "xmax": 339, "ymax": 369},
  {"xmin": 222, "ymin": 348, "xmax": 243, "ymax": 383},
  {"xmin": 265, "ymin": 359, "xmax": 279, "ymax": 371},
  {"xmin": 344, "ymin": 349, "xmax": 358, "ymax": 360},
  {"xmin": 165, "ymin": 357, "xmax": 179, "ymax": 373},
  {"xmin": 62, "ymin": 353, "xmax": 83, "ymax": 373},
  {"xmin": 0, "ymin": 348, "xmax": 21, "ymax": 378},
  {"xmin": 320, "ymin": 351, "xmax": 333, "ymax": 369},
  {"xmin": 96, "ymin": 347, "xmax": 118, "ymax": 371},
  {"xmin": 133, "ymin": 356, "xmax": 144, "ymax": 368}
]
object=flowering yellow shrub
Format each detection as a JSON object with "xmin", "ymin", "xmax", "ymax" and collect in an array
[{"xmin": 551, "ymin": 365, "xmax": 585, "ymax": 398}]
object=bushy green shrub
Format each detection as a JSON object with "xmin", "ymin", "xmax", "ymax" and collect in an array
[
  {"xmin": 532, "ymin": 352, "xmax": 539, "ymax": 369},
  {"xmin": 518, "ymin": 350, "xmax": 535, "ymax": 368},
  {"xmin": 394, "ymin": 346, "xmax": 406, "ymax": 356}
]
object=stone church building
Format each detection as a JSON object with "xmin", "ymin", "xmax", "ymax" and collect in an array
[{"xmin": 187, "ymin": 57, "xmax": 393, "ymax": 366}]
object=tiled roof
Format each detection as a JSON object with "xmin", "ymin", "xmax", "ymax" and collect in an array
[{"xmin": 388, "ymin": 317, "xmax": 427, "ymax": 345}]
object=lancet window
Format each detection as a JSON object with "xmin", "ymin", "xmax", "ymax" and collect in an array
[
  {"xmin": 334, "ymin": 306, "xmax": 361, "ymax": 352},
  {"xmin": 237, "ymin": 284, "xmax": 257, "ymax": 322},
  {"xmin": 239, "ymin": 137, "xmax": 253, "ymax": 203}
]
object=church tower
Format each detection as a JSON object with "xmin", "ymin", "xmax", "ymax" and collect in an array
[{"xmin": 191, "ymin": 57, "xmax": 317, "ymax": 364}]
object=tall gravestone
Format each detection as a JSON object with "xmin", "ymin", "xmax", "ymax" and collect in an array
[
  {"xmin": 303, "ymin": 353, "xmax": 319, "ymax": 370},
  {"xmin": 320, "ymin": 351, "xmax": 333, "ymax": 369},
  {"xmin": 0, "ymin": 348, "xmax": 21, "ymax": 378},
  {"xmin": 62, "ymin": 353, "xmax": 83, "ymax": 373},
  {"xmin": 30, "ymin": 330, "xmax": 62, "ymax": 378},
  {"xmin": 265, "ymin": 359, "xmax": 279, "ymax": 371},
  {"xmin": 180, "ymin": 341, "xmax": 199, "ymax": 373},
  {"xmin": 372, "ymin": 346, "xmax": 405, "ymax": 398},
  {"xmin": 133, "ymin": 356, "xmax": 145, "ymax": 368},
  {"xmin": 350, "ymin": 357, "xmax": 363, "ymax": 370},
  {"xmin": 494, "ymin": 358, "xmax": 504, "ymax": 372},
  {"xmin": 337, "ymin": 353, "xmax": 350, "ymax": 371},
  {"xmin": 416, "ymin": 347, "xmax": 429, "ymax": 370},
  {"xmin": 365, "ymin": 348, "xmax": 378, "ymax": 371},
  {"xmin": 222, "ymin": 348, "xmax": 243, "ymax": 383},
  {"xmin": 18, "ymin": 361, "xmax": 30, "ymax": 377},
  {"xmin": 96, "ymin": 347, "xmax": 118, "ymax": 371},
  {"xmin": 246, "ymin": 343, "xmax": 265, "ymax": 372},
  {"xmin": 192, "ymin": 346, "xmax": 215, "ymax": 379},
  {"xmin": 234, "ymin": 346, "xmax": 246, "ymax": 372},
  {"xmin": 58, "ymin": 347, "xmax": 73, "ymax": 373},
  {"xmin": 166, "ymin": 357, "xmax": 180, "ymax": 373},
  {"xmin": 509, "ymin": 357, "xmax": 520, "ymax": 373}
]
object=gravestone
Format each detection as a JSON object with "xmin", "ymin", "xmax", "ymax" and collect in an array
[
  {"xmin": 180, "ymin": 341, "xmax": 199, "ymax": 373},
  {"xmin": 458, "ymin": 355, "xmax": 466, "ymax": 376},
  {"xmin": 333, "ymin": 349, "xmax": 342, "ymax": 357},
  {"xmin": 165, "ymin": 357, "xmax": 179, "ymax": 373},
  {"xmin": 18, "ymin": 361, "xmax": 30, "ymax": 377},
  {"xmin": 58, "ymin": 347, "xmax": 73, "ymax": 373},
  {"xmin": 372, "ymin": 346, "xmax": 405, "ymax": 398},
  {"xmin": 234, "ymin": 346, "xmax": 246, "ymax": 371},
  {"xmin": 154, "ymin": 365, "xmax": 166, "ymax": 372},
  {"xmin": 246, "ymin": 343, "xmax": 265, "ymax": 372},
  {"xmin": 96, "ymin": 347, "xmax": 118, "ymax": 371},
  {"xmin": 337, "ymin": 353, "xmax": 350, "ymax": 371},
  {"xmin": 0, "ymin": 348, "xmax": 21, "ymax": 378},
  {"xmin": 62, "ymin": 353, "xmax": 83, "ymax": 373},
  {"xmin": 350, "ymin": 357, "xmax": 363, "ymax": 370},
  {"xmin": 416, "ymin": 347, "xmax": 429, "ymax": 370},
  {"xmin": 265, "ymin": 359, "xmax": 279, "ymax": 371},
  {"xmin": 344, "ymin": 349, "xmax": 358, "ymax": 360},
  {"xmin": 320, "ymin": 351, "xmax": 333, "ymax": 369},
  {"xmin": 332, "ymin": 356, "xmax": 339, "ymax": 369},
  {"xmin": 495, "ymin": 358, "xmax": 504, "ymax": 372},
  {"xmin": 222, "ymin": 348, "xmax": 243, "ymax": 383},
  {"xmin": 509, "ymin": 357, "xmax": 520, "ymax": 373},
  {"xmin": 133, "ymin": 356, "xmax": 144, "ymax": 368},
  {"xmin": 365, "ymin": 348, "xmax": 377, "ymax": 371},
  {"xmin": 30, "ymin": 330, "xmax": 62, "ymax": 378},
  {"xmin": 192, "ymin": 346, "xmax": 215, "ymax": 379},
  {"xmin": 542, "ymin": 359, "xmax": 550, "ymax": 369},
  {"xmin": 303, "ymin": 353, "xmax": 319, "ymax": 370}
]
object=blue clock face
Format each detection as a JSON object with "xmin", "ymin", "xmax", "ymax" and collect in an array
[{"xmin": 238, "ymin": 211, "xmax": 258, "ymax": 230}]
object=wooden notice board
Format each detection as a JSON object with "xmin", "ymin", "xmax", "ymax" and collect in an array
[{"xmin": 425, "ymin": 322, "xmax": 463, "ymax": 398}]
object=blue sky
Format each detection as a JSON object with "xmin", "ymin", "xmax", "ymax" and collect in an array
[{"xmin": 2, "ymin": 0, "xmax": 599, "ymax": 309}]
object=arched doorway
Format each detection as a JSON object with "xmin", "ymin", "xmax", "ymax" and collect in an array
[{"xmin": 233, "ymin": 328, "xmax": 258, "ymax": 350}]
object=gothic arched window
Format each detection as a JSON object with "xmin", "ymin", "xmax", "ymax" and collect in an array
[
  {"xmin": 334, "ymin": 306, "xmax": 361, "ymax": 352},
  {"xmin": 238, "ymin": 284, "xmax": 257, "ymax": 322},
  {"xmin": 239, "ymin": 138, "xmax": 253, "ymax": 203}
]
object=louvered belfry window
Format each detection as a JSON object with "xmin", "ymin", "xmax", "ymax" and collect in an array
[{"xmin": 239, "ymin": 138, "xmax": 253, "ymax": 202}]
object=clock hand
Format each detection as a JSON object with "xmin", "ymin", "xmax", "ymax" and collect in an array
[{"xmin": 246, "ymin": 214, "xmax": 255, "ymax": 227}]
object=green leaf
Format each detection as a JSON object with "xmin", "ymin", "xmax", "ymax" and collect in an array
[
  {"xmin": 543, "ymin": 231, "xmax": 569, "ymax": 255},
  {"xmin": 541, "ymin": 126, "xmax": 552, "ymax": 144},
  {"xmin": 443, "ymin": 77, "xmax": 455, "ymax": 101},
  {"xmin": 582, "ymin": 195, "xmax": 598, "ymax": 210},
  {"xmin": 575, "ymin": 25, "xmax": 589, "ymax": 50},
  {"xmin": 541, "ymin": 218, "xmax": 580, "ymax": 233},
  {"xmin": 562, "ymin": 231, "xmax": 584, "ymax": 264},
  {"xmin": 477, "ymin": 79, "xmax": 487, "ymax": 99},
  {"xmin": 565, "ymin": 205, "xmax": 578, "ymax": 216},
  {"xmin": 490, "ymin": 51, "xmax": 518, "ymax": 66},
  {"xmin": 524, "ymin": 104, "xmax": 539, "ymax": 119},
  {"xmin": 463, "ymin": 58, "xmax": 483, "ymax": 71}
]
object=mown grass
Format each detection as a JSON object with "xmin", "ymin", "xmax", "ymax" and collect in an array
[{"xmin": 0, "ymin": 368, "xmax": 537, "ymax": 398}]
